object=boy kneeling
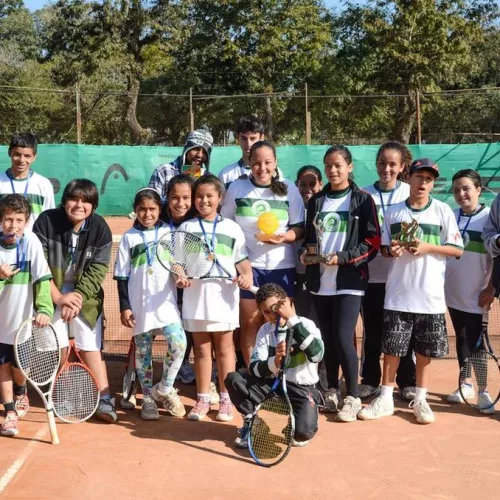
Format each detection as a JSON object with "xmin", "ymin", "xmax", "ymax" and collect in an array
[{"xmin": 226, "ymin": 283, "xmax": 323, "ymax": 448}]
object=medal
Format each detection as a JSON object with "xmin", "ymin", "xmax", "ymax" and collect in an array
[
  {"xmin": 148, "ymin": 267, "xmax": 154, "ymax": 275},
  {"xmin": 207, "ymin": 253, "xmax": 215, "ymax": 261},
  {"xmin": 141, "ymin": 225, "xmax": 159, "ymax": 273}
]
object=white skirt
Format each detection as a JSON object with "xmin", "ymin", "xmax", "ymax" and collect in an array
[{"xmin": 183, "ymin": 319, "xmax": 239, "ymax": 332}]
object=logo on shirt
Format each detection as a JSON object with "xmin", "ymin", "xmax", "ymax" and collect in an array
[
  {"xmin": 252, "ymin": 200, "xmax": 271, "ymax": 216},
  {"xmin": 322, "ymin": 212, "xmax": 341, "ymax": 232}
]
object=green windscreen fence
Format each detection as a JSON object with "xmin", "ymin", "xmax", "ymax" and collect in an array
[{"xmin": 0, "ymin": 143, "xmax": 499, "ymax": 214}]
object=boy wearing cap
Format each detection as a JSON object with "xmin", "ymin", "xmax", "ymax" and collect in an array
[
  {"xmin": 358, "ymin": 158, "xmax": 463, "ymax": 424},
  {"xmin": 149, "ymin": 128, "xmax": 213, "ymax": 202}
]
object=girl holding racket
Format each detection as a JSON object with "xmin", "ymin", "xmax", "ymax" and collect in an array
[
  {"xmin": 177, "ymin": 175, "xmax": 253, "ymax": 422},
  {"xmin": 300, "ymin": 145, "xmax": 380, "ymax": 422},
  {"xmin": 445, "ymin": 170, "xmax": 495, "ymax": 411},
  {"xmin": 221, "ymin": 141, "xmax": 305, "ymax": 366},
  {"xmin": 114, "ymin": 187, "xmax": 187, "ymax": 420}
]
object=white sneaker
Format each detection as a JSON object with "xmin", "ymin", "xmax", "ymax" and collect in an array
[
  {"xmin": 151, "ymin": 384, "xmax": 186, "ymax": 417},
  {"xmin": 399, "ymin": 386, "xmax": 416, "ymax": 401},
  {"xmin": 447, "ymin": 385, "xmax": 475, "ymax": 403},
  {"xmin": 209, "ymin": 382, "xmax": 220, "ymax": 405},
  {"xmin": 337, "ymin": 396, "xmax": 362, "ymax": 422},
  {"xmin": 478, "ymin": 392, "xmax": 495, "ymax": 414},
  {"xmin": 358, "ymin": 396, "xmax": 394, "ymax": 420},
  {"xmin": 409, "ymin": 399, "xmax": 435, "ymax": 424},
  {"xmin": 358, "ymin": 384, "xmax": 380, "ymax": 399},
  {"xmin": 120, "ymin": 395, "xmax": 136, "ymax": 410},
  {"xmin": 321, "ymin": 388, "xmax": 342, "ymax": 413},
  {"xmin": 292, "ymin": 438, "xmax": 310, "ymax": 447}
]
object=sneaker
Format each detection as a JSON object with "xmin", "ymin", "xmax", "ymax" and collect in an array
[
  {"xmin": 292, "ymin": 438, "xmax": 310, "ymax": 447},
  {"xmin": 478, "ymin": 391, "xmax": 495, "ymax": 415},
  {"xmin": 399, "ymin": 386, "xmax": 416, "ymax": 401},
  {"xmin": 234, "ymin": 421, "xmax": 251, "ymax": 448},
  {"xmin": 358, "ymin": 396, "xmax": 395, "ymax": 420},
  {"xmin": 1, "ymin": 411, "xmax": 19, "ymax": 437},
  {"xmin": 216, "ymin": 398, "xmax": 234, "ymax": 422},
  {"xmin": 321, "ymin": 388, "xmax": 342, "ymax": 413},
  {"xmin": 176, "ymin": 360, "xmax": 196, "ymax": 385},
  {"xmin": 409, "ymin": 399, "xmax": 435, "ymax": 424},
  {"xmin": 358, "ymin": 384, "xmax": 380, "ymax": 399},
  {"xmin": 447, "ymin": 384, "xmax": 475, "ymax": 403},
  {"xmin": 151, "ymin": 384, "xmax": 186, "ymax": 417},
  {"xmin": 120, "ymin": 394, "xmax": 136, "ymax": 410},
  {"xmin": 337, "ymin": 396, "xmax": 362, "ymax": 422},
  {"xmin": 14, "ymin": 393, "xmax": 30, "ymax": 418},
  {"xmin": 95, "ymin": 397, "xmax": 118, "ymax": 423},
  {"xmin": 209, "ymin": 381, "xmax": 220, "ymax": 406},
  {"xmin": 141, "ymin": 397, "xmax": 160, "ymax": 420},
  {"xmin": 188, "ymin": 399, "xmax": 211, "ymax": 421}
]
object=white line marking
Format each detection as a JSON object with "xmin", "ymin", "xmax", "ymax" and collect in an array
[{"xmin": 0, "ymin": 426, "xmax": 48, "ymax": 494}]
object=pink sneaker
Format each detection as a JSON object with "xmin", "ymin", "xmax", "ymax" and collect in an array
[
  {"xmin": 216, "ymin": 398, "xmax": 234, "ymax": 422},
  {"xmin": 1, "ymin": 411, "xmax": 19, "ymax": 437},
  {"xmin": 15, "ymin": 393, "xmax": 30, "ymax": 418},
  {"xmin": 187, "ymin": 399, "xmax": 211, "ymax": 421}
]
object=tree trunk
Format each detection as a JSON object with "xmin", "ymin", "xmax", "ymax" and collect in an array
[
  {"xmin": 125, "ymin": 75, "xmax": 151, "ymax": 145},
  {"xmin": 391, "ymin": 93, "xmax": 416, "ymax": 144},
  {"xmin": 264, "ymin": 91, "xmax": 274, "ymax": 141}
]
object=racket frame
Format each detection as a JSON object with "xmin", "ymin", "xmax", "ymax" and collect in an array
[
  {"xmin": 122, "ymin": 337, "xmax": 137, "ymax": 401},
  {"xmin": 13, "ymin": 318, "xmax": 61, "ymax": 445}
]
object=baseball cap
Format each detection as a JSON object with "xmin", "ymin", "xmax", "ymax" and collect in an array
[{"xmin": 409, "ymin": 157, "xmax": 439, "ymax": 178}]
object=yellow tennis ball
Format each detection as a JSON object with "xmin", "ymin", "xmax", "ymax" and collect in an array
[{"xmin": 257, "ymin": 212, "xmax": 279, "ymax": 235}]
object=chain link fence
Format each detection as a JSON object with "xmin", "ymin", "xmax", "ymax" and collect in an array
[{"xmin": 1, "ymin": 85, "xmax": 499, "ymax": 146}]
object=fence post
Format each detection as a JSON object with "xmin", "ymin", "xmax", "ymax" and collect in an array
[
  {"xmin": 189, "ymin": 88, "xmax": 194, "ymax": 130},
  {"xmin": 305, "ymin": 83, "xmax": 311, "ymax": 145},
  {"xmin": 75, "ymin": 82, "xmax": 82, "ymax": 144},
  {"xmin": 416, "ymin": 89, "xmax": 422, "ymax": 145}
]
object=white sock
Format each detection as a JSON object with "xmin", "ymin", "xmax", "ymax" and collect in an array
[
  {"xmin": 380, "ymin": 385, "xmax": 394, "ymax": 401},
  {"xmin": 158, "ymin": 382, "xmax": 171, "ymax": 394},
  {"xmin": 415, "ymin": 387, "xmax": 427, "ymax": 401},
  {"xmin": 220, "ymin": 391, "xmax": 230, "ymax": 402},
  {"xmin": 197, "ymin": 393, "xmax": 210, "ymax": 403}
]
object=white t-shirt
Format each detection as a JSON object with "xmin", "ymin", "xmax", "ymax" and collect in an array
[
  {"xmin": 221, "ymin": 177, "xmax": 304, "ymax": 270},
  {"xmin": 383, "ymin": 198, "xmax": 464, "ymax": 314},
  {"xmin": 218, "ymin": 160, "xmax": 250, "ymax": 189},
  {"xmin": 0, "ymin": 170, "xmax": 55, "ymax": 231},
  {"xmin": 114, "ymin": 223, "xmax": 181, "ymax": 335},
  {"xmin": 178, "ymin": 216, "xmax": 248, "ymax": 325},
  {"xmin": 445, "ymin": 205, "xmax": 492, "ymax": 314},
  {"xmin": 363, "ymin": 181, "xmax": 410, "ymax": 284},
  {"xmin": 0, "ymin": 231, "xmax": 52, "ymax": 344}
]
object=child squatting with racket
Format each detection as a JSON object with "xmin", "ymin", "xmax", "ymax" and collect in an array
[
  {"xmin": 225, "ymin": 283, "xmax": 324, "ymax": 449},
  {"xmin": 0, "ymin": 194, "xmax": 53, "ymax": 436},
  {"xmin": 114, "ymin": 188, "xmax": 187, "ymax": 420}
]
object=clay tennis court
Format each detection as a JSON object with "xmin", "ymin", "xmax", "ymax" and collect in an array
[{"xmin": 0, "ymin": 217, "xmax": 499, "ymax": 499}]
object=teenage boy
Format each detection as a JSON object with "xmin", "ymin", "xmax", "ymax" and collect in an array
[
  {"xmin": 149, "ymin": 128, "xmax": 213, "ymax": 202},
  {"xmin": 218, "ymin": 116, "xmax": 265, "ymax": 189},
  {"xmin": 0, "ymin": 133, "xmax": 55, "ymax": 230},
  {"xmin": 358, "ymin": 158, "xmax": 463, "ymax": 424}
]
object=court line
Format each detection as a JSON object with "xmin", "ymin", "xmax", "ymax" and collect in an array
[{"xmin": 0, "ymin": 426, "xmax": 48, "ymax": 494}]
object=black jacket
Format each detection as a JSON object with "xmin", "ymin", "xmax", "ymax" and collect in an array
[{"xmin": 301, "ymin": 182, "xmax": 380, "ymax": 293}]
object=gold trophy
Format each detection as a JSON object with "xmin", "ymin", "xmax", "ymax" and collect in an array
[
  {"xmin": 394, "ymin": 219, "xmax": 420, "ymax": 248},
  {"xmin": 255, "ymin": 212, "xmax": 280, "ymax": 242},
  {"xmin": 303, "ymin": 213, "xmax": 332, "ymax": 264}
]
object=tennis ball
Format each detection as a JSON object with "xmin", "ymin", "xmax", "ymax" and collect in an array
[{"xmin": 257, "ymin": 212, "xmax": 279, "ymax": 235}]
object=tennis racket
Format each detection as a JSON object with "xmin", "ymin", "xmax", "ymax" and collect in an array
[
  {"xmin": 248, "ymin": 317, "xmax": 295, "ymax": 467},
  {"xmin": 459, "ymin": 309, "xmax": 500, "ymax": 412},
  {"xmin": 14, "ymin": 318, "xmax": 61, "ymax": 445},
  {"xmin": 52, "ymin": 333, "xmax": 100, "ymax": 423},
  {"xmin": 122, "ymin": 337, "xmax": 137, "ymax": 402}
]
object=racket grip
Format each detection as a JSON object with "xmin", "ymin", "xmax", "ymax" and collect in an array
[
  {"xmin": 47, "ymin": 408, "xmax": 60, "ymax": 445},
  {"xmin": 249, "ymin": 286, "xmax": 259, "ymax": 295}
]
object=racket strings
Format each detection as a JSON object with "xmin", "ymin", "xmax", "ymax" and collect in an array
[
  {"xmin": 52, "ymin": 365, "xmax": 99, "ymax": 423},
  {"xmin": 461, "ymin": 349, "xmax": 500, "ymax": 408},
  {"xmin": 16, "ymin": 323, "xmax": 59, "ymax": 386},
  {"xmin": 250, "ymin": 396, "xmax": 293, "ymax": 465}
]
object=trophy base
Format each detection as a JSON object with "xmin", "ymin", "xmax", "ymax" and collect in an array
[
  {"xmin": 396, "ymin": 240, "xmax": 419, "ymax": 249},
  {"xmin": 303, "ymin": 253, "xmax": 334, "ymax": 264},
  {"xmin": 255, "ymin": 233, "xmax": 278, "ymax": 242}
]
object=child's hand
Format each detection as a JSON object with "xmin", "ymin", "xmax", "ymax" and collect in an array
[
  {"xmin": 120, "ymin": 309, "xmax": 136, "ymax": 328},
  {"xmin": 325, "ymin": 253, "xmax": 338, "ymax": 266},
  {"xmin": 236, "ymin": 273, "xmax": 253, "ymax": 290},
  {"xmin": 408, "ymin": 240, "xmax": 431, "ymax": 256},
  {"xmin": 274, "ymin": 340, "xmax": 287, "ymax": 368},
  {"xmin": 271, "ymin": 297, "xmax": 296, "ymax": 321},
  {"xmin": 479, "ymin": 284, "xmax": 495, "ymax": 309},
  {"xmin": 57, "ymin": 292, "xmax": 83, "ymax": 310},
  {"xmin": 264, "ymin": 233, "xmax": 287, "ymax": 245},
  {"xmin": 176, "ymin": 276, "xmax": 191, "ymax": 288},
  {"xmin": 0, "ymin": 264, "xmax": 19, "ymax": 280},
  {"xmin": 34, "ymin": 313, "xmax": 51, "ymax": 327},
  {"xmin": 389, "ymin": 240, "xmax": 404, "ymax": 258},
  {"xmin": 61, "ymin": 305, "xmax": 79, "ymax": 322}
]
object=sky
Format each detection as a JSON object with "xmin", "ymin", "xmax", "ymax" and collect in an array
[{"xmin": 24, "ymin": 0, "xmax": 359, "ymax": 12}]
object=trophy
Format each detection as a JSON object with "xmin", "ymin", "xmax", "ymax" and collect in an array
[
  {"xmin": 394, "ymin": 219, "xmax": 420, "ymax": 248},
  {"xmin": 303, "ymin": 213, "xmax": 332, "ymax": 264},
  {"xmin": 255, "ymin": 212, "xmax": 280, "ymax": 242}
]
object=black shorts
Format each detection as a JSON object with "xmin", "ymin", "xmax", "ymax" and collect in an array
[
  {"xmin": 0, "ymin": 343, "xmax": 19, "ymax": 368},
  {"xmin": 382, "ymin": 310, "xmax": 448, "ymax": 358}
]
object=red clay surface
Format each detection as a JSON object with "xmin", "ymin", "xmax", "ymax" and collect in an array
[{"xmin": 1, "ymin": 360, "xmax": 500, "ymax": 499}]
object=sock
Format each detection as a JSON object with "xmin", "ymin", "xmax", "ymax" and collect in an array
[
  {"xmin": 380, "ymin": 385, "xmax": 394, "ymax": 401},
  {"xmin": 158, "ymin": 381, "xmax": 172, "ymax": 394},
  {"xmin": 13, "ymin": 383, "xmax": 27, "ymax": 397},
  {"xmin": 197, "ymin": 393, "xmax": 210, "ymax": 403},
  {"xmin": 415, "ymin": 387, "xmax": 427, "ymax": 401},
  {"xmin": 101, "ymin": 394, "xmax": 112, "ymax": 402},
  {"xmin": 4, "ymin": 401, "xmax": 16, "ymax": 413},
  {"xmin": 220, "ymin": 392, "xmax": 230, "ymax": 402}
]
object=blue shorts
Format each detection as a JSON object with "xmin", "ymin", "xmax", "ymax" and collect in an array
[
  {"xmin": 0, "ymin": 343, "xmax": 18, "ymax": 368},
  {"xmin": 240, "ymin": 267, "xmax": 296, "ymax": 299}
]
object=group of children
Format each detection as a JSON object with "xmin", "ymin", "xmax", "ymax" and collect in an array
[{"xmin": 0, "ymin": 119, "xmax": 498, "ymax": 451}]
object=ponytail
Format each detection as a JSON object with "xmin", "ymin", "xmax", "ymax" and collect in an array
[{"xmin": 270, "ymin": 172, "xmax": 288, "ymax": 196}]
